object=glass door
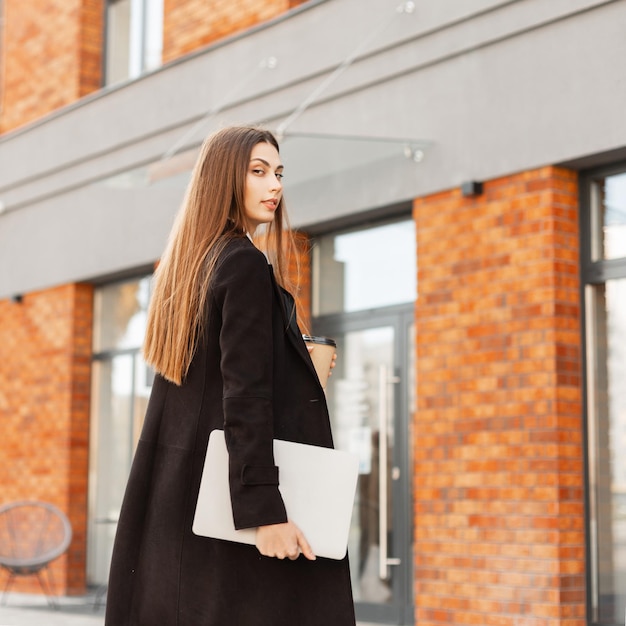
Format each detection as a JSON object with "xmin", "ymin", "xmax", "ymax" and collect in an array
[
  {"xmin": 317, "ymin": 308, "xmax": 414, "ymax": 624},
  {"xmin": 311, "ymin": 216, "xmax": 416, "ymax": 623}
]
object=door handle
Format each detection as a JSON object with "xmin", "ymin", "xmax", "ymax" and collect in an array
[{"xmin": 378, "ymin": 365, "xmax": 401, "ymax": 580}]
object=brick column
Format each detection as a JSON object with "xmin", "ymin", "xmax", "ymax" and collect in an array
[
  {"xmin": 412, "ymin": 167, "xmax": 585, "ymax": 626},
  {"xmin": 0, "ymin": 283, "xmax": 93, "ymax": 595}
]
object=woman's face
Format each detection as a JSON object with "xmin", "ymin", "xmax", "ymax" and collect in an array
[{"xmin": 244, "ymin": 141, "xmax": 284, "ymax": 233}]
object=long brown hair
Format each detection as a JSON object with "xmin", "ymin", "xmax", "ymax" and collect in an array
[{"xmin": 143, "ymin": 126, "xmax": 298, "ymax": 385}]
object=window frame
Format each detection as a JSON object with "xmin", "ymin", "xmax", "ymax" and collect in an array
[
  {"xmin": 580, "ymin": 162, "xmax": 626, "ymax": 284},
  {"xmin": 103, "ymin": 0, "xmax": 163, "ymax": 86},
  {"xmin": 580, "ymin": 161, "xmax": 626, "ymax": 626},
  {"xmin": 310, "ymin": 212, "xmax": 416, "ymax": 318}
]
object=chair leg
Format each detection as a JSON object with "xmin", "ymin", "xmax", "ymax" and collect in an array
[
  {"xmin": 93, "ymin": 583, "xmax": 108, "ymax": 610},
  {"xmin": 1, "ymin": 572, "xmax": 15, "ymax": 606},
  {"xmin": 37, "ymin": 568, "xmax": 58, "ymax": 609}
]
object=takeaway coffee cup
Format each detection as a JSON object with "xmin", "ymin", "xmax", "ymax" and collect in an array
[{"xmin": 302, "ymin": 335, "xmax": 337, "ymax": 389}]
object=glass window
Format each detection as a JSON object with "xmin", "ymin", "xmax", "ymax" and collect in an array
[
  {"xmin": 586, "ymin": 279, "xmax": 626, "ymax": 624},
  {"xmin": 88, "ymin": 275, "xmax": 153, "ymax": 586},
  {"xmin": 105, "ymin": 0, "xmax": 163, "ymax": 85},
  {"xmin": 93, "ymin": 276, "xmax": 151, "ymax": 352},
  {"xmin": 590, "ymin": 172, "xmax": 626, "ymax": 261},
  {"xmin": 584, "ymin": 163, "xmax": 626, "ymax": 625},
  {"xmin": 312, "ymin": 219, "xmax": 416, "ymax": 315}
]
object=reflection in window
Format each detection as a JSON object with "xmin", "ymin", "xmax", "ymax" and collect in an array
[
  {"xmin": 326, "ymin": 327, "xmax": 395, "ymax": 604},
  {"xmin": 313, "ymin": 219, "xmax": 416, "ymax": 315},
  {"xmin": 587, "ymin": 279, "xmax": 626, "ymax": 623},
  {"xmin": 93, "ymin": 277, "xmax": 151, "ymax": 352},
  {"xmin": 105, "ymin": 0, "xmax": 163, "ymax": 85},
  {"xmin": 591, "ymin": 173, "xmax": 626, "ymax": 261}
]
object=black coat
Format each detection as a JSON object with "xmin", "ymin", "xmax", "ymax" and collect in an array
[{"xmin": 104, "ymin": 237, "xmax": 356, "ymax": 626}]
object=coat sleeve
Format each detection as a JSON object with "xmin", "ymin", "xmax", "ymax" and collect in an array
[{"xmin": 212, "ymin": 243, "xmax": 288, "ymax": 530}]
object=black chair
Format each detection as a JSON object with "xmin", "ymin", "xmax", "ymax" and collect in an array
[{"xmin": 0, "ymin": 500, "xmax": 73, "ymax": 607}]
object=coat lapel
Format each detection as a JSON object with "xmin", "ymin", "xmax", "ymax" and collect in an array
[{"xmin": 267, "ymin": 265, "xmax": 321, "ymax": 385}]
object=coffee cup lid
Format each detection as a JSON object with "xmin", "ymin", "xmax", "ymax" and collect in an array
[{"xmin": 302, "ymin": 334, "xmax": 336, "ymax": 347}]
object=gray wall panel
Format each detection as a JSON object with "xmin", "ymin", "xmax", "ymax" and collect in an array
[
  {"xmin": 0, "ymin": 181, "xmax": 182, "ymax": 297},
  {"xmin": 285, "ymin": 0, "xmax": 626, "ymax": 224},
  {"xmin": 0, "ymin": 0, "xmax": 624, "ymax": 297}
]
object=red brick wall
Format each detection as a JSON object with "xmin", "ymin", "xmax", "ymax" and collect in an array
[
  {"xmin": 0, "ymin": 0, "xmax": 307, "ymax": 133},
  {"xmin": 78, "ymin": 0, "xmax": 105, "ymax": 97},
  {"xmin": 0, "ymin": 284, "xmax": 93, "ymax": 594},
  {"xmin": 412, "ymin": 167, "xmax": 585, "ymax": 626},
  {"xmin": 0, "ymin": 0, "xmax": 104, "ymax": 133},
  {"xmin": 162, "ymin": 0, "xmax": 304, "ymax": 64}
]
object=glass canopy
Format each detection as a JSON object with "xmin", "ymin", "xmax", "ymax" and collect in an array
[{"xmin": 97, "ymin": 132, "xmax": 430, "ymax": 191}]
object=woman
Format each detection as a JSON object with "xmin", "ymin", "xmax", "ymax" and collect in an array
[{"xmin": 104, "ymin": 126, "xmax": 356, "ymax": 625}]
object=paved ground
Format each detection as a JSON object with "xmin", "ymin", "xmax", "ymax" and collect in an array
[
  {"xmin": 0, "ymin": 592, "xmax": 105, "ymax": 626},
  {"xmin": 0, "ymin": 593, "xmax": 382, "ymax": 625}
]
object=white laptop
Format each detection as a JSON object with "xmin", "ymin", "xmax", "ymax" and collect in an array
[{"xmin": 192, "ymin": 429, "xmax": 359, "ymax": 560}]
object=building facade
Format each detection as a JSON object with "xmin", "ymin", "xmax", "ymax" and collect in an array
[{"xmin": 1, "ymin": 1, "xmax": 625, "ymax": 625}]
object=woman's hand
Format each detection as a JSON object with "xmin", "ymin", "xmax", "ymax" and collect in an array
[
  {"xmin": 256, "ymin": 521, "xmax": 316, "ymax": 561},
  {"xmin": 306, "ymin": 345, "xmax": 337, "ymax": 378}
]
